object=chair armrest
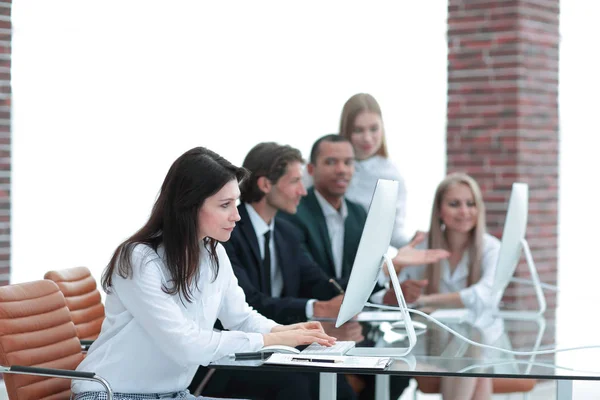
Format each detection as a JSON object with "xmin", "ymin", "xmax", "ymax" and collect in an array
[
  {"xmin": 1, "ymin": 365, "xmax": 113, "ymax": 400},
  {"xmin": 81, "ymin": 339, "xmax": 95, "ymax": 351}
]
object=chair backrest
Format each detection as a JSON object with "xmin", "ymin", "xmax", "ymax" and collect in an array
[
  {"xmin": 44, "ymin": 267, "xmax": 105, "ymax": 340},
  {"xmin": 416, "ymin": 376, "xmax": 536, "ymax": 394},
  {"xmin": 0, "ymin": 280, "xmax": 85, "ymax": 400}
]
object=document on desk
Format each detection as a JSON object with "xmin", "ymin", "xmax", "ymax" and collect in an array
[{"xmin": 264, "ymin": 354, "xmax": 393, "ymax": 370}]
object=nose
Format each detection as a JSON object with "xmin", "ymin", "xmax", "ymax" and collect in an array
[
  {"xmin": 299, "ymin": 181, "xmax": 308, "ymax": 196},
  {"xmin": 232, "ymin": 207, "xmax": 241, "ymax": 222},
  {"xmin": 335, "ymin": 161, "xmax": 349, "ymax": 175}
]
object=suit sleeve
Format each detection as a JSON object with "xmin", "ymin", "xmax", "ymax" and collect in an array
[
  {"xmin": 296, "ymin": 248, "xmax": 339, "ymax": 300},
  {"xmin": 277, "ymin": 212, "xmax": 318, "ymax": 265},
  {"xmin": 222, "ymin": 238, "xmax": 310, "ymax": 325}
]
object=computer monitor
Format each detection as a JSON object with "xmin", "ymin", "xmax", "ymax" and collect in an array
[
  {"xmin": 335, "ymin": 179, "xmax": 417, "ymax": 357},
  {"xmin": 492, "ymin": 183, "xmax": 546, "ymax": 319}
]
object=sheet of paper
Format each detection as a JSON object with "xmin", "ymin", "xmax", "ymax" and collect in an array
[{"xmin": 264, "ymin": 353, "xmax": 392, "ymax": 369}]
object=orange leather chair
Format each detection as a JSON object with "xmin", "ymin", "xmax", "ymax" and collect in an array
[
  {"xmin": 415, "ymin": 376, "xmax": 536, "ymax": 398},
  {"xmin": 44, "ymin": 267, "xmax": 105, "ymax": 341},
  {"xmin": 0, "ymin": 280, "xmax": 112, "ymax": 399}
]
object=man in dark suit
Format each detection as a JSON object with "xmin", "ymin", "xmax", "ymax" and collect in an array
[
  {"xmin": 279, "ymin": 135, "xmax": 434, "ymax": 400},
  {"xmin": 278, "ymin": 135, "xmax": 366, "ymax": 288},
  {"xmin": 200, "ymin": 142, "xmax": 361, "ymax": 400},
  {"xmin": 280, "ymin": 135, "xmax": 436, "ymax": 303}
]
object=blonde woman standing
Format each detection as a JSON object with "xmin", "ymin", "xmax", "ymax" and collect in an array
[{"xmin": 338, "ymin": 93, "xmax": 411, "ymax": 248}]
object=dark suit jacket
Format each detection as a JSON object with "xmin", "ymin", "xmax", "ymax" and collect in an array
[
  {"xmin": 279, "ymin": 188, "xmax": 367, "ymax": 288},
  {"xmin": 222, "ymin": 203, "xmax": 338, "ymax": 325}
]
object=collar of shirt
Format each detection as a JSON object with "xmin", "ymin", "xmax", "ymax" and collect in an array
[
  {"xmin": 244, "ymin": 202, "xmax": 275, "ymax": 238},
  {"xmin": 313, "ymin": 189, "xmax": 348, "ymax": 220},
  {"xmin": 441, "ymin": 252, "xmax": 469, "ymax": 285}
]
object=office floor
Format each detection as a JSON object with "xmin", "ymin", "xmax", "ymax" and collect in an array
[{"xmin": 0, "ymin": 378, "xmax": 596, "ymax": 399}]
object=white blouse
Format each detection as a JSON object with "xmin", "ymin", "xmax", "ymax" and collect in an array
[
  {"xmin": 72, "ymin": 243, "xmax": 277, "ymax": 394},
  {"xmin": 398, "ymin": 233, "xmax": 501, "ymax": 311},
  {"xmin": 345, "ymin": 156, "xmax": 409, "ymax": 248}
]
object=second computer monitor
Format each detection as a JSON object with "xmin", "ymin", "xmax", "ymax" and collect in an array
[
  {"xmin": 492, "ymin": 183, "xmax": 528, "ymax": 303},
  {"xmin": 336, "ymin": 179, "xmax": 398, "ymax": 327}
]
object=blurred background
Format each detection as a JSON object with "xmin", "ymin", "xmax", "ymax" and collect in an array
[{"xmin": 2, "ymin": 0, "xmax": 600, "ymax": 398}]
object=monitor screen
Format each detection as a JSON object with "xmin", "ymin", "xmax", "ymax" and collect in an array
[
  {"xmin": 336, "ymin": 179, "xmax": 399, "ymax": 327},
  {"xmin": 491, "ymin": 183, "xmax": 529, "ymax": 302}
]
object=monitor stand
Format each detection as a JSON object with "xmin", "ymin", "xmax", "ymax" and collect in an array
[
  {"xmin": 347, "ymin": 254, "xmax": 417, "ymax": 357},
  {"xmin": 495, "ymin": 238, "xmax": 547, "ymax": 320}
]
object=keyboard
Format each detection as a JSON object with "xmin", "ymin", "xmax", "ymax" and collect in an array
[{"xmin": 300, "ymin": 341, "xmax": 356, "ymax": 356}]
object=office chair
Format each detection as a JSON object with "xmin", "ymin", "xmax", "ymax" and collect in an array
[
  {"xmin": 0, "ymin": 280, "xmax": 112, "ymax": 399},
  {"xmin": 415, "ymin": 377, "xmax": 536, "ymax": 399},
  {"xmin": 44, "ymin": 267, "xmax": 105, "ymax": 347}
]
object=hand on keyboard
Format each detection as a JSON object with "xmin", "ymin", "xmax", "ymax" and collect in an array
[{"xmin": 300, "ymin": 341, "xmax": 356, "ymax": 356}]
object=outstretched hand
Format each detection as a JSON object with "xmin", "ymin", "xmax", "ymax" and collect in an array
[{"xmin": 389, "ymin": 231, "xmax": 450, "ymax": 275}]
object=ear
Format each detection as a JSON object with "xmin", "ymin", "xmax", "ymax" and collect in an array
[
  {"xmin": 307, "ymin": 163, "xmax": 315, "ymax": 176},
  {"xmin": 257, "ymin": 176, "xmax": 272, "ymax": 194}
]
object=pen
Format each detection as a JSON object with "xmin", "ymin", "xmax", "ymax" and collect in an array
[
  {"xmin": 291, "ymin": 357, "xmax": 342, "ymax": 363},
  {"xmin": 329, "ymin": 278, "xmax": 345, "ymax": 295}
]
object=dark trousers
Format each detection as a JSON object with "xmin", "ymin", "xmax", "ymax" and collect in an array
[
  {"xmin": 190, "ymin": 367, "xmax": 409, "ymax": 400},
  {"xmin": 194, "ymin": 368, "xmax": 355, "ymax": 400},
  {"xmin": 357, "ymin": 375, "xmax": 410, "ymax": 400}
]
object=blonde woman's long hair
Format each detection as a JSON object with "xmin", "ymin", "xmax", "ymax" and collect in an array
[
  {"xmin": 339, "ymin": 93, "xmax": 389, "ymax": 158},
  {"xmin": 426, "ymin": 173, "xmax": 486, "ymax": 295}
]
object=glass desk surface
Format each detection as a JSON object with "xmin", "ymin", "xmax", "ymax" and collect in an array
[{"xmin": 210, "ymin": 305, "xmax": 600, "ymax": 381}]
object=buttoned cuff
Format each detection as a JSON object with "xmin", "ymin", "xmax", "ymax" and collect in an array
[{"xmin": 305, "ymin": 299, "xmax": 317, "ymax": 319}]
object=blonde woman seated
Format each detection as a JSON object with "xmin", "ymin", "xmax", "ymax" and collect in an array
[{"xmin": 392, "ymin": 173, "xmax": 501, "ymax": 400}]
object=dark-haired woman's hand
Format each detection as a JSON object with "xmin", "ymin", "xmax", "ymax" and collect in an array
[
  {"xmin": 263, "ymin": 329, "xmax": 337, "ymax": 348},
  {"xmin": 271, "ymin": 321, "xmax": 325, "ymax": 333}
]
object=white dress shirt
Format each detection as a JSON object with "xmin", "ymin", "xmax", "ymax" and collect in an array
[
  {"xmin": 244, "ymin": 203, "xmax": 283, "ymax": 297},
  {"xmin": 313, "ymin": 189, "xmax": 348, "ymax": 279},
  {"xmin": 397, "ymin": 233, "xmax": 501, "ymax": 310},
  {"xmin": 72, "ymin": 243, "xmax": 277, "ymax": 394},
  {"xmin": 345, "ymin": 155, "xmax": 409, "ymax": 248}
]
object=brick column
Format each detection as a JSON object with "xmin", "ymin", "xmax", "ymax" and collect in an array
[
  {"xmin": 0, "ymin": 1, "xmax": 10, "ymax": 286},
  {"xmin": 446, "ymin": 0, "xmax": 559, "ymax": 315}
]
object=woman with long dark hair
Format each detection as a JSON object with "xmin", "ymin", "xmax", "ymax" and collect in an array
[{"xmin": 72, "ymin": 147, "xmax": 335, "ymax": 400}]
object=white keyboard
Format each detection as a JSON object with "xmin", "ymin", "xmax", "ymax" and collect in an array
[{"xmin": 300, "ymin": 341, "xmax": 356, "ymax": 356}]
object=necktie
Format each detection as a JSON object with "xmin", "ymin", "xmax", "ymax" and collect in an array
[{"xmin": 263, "ymin": 230, "xmax": 272, "ymax": 296}]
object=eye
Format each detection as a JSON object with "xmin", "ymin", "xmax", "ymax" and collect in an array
[
  {"xmin": 467, "ymin": 201, "xmax": 476, "ymax": 207},
  {"xmin": 220, "ymin": 202, "xmax": 230, "ymax": 209},
  {"xmin": 345, "ymin": 159, "xmax": 354, "ymax": 166},
  {"xmin": 325, "ymin": 159, "xmax": 335, "ymax": 165},
  {"xmin": 352, "ymin": 127, "xmax": 364, "ymax": 134},
  {"xmin": 370, "ymin": 124, "xmax": 379, "ymax": 132},
  {"xmin": 448, "ymin": 201, "xmax": 459, "ymax": 207}
]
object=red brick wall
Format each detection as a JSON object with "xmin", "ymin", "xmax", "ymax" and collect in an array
[
  {"xmin": 0, "ymin": 1, "xmax": 10, "ymax": 287},
  {"xmin": 446, "ymin": 0, "xmax": 559, "ymax": 313}
]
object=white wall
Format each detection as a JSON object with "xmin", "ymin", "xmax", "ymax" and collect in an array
[
  {"xmin": 555, "ymin": 2, "xmax": 600, "ymax": 396},
  {"xmin": 10, "ymin": 1, "xmax": 448, "ymax": 284}
]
